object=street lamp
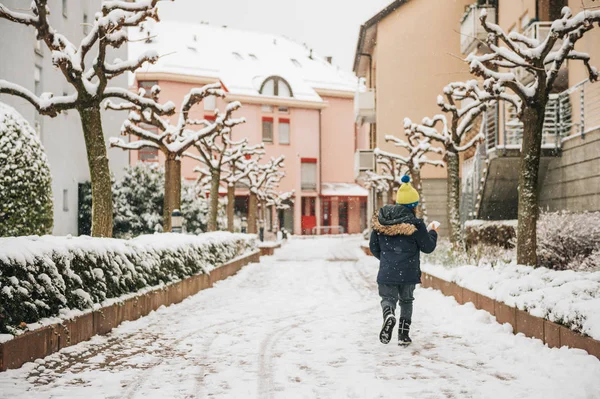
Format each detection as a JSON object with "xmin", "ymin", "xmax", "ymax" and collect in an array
[{"xmin": 171, "ymin": 209, "xmax": 183, "ymax": 233}]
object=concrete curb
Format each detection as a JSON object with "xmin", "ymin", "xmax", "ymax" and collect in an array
[{"xmin": 0, "ymin": 250, "xmax": 261, "ymax": 372}]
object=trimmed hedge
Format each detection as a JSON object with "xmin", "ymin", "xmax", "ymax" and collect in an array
[
  {"xmin": 0, "ymin": 233, "xmax": 255, "ymax": 334},
  {"xmin": 464, "ymin": 220, "xmax": 517, "ymax": 249}
]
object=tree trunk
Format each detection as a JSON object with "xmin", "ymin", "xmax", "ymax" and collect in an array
[
  {"xmin": 207, "ymin": 168, "xmax": 221, "ymax": 232},
  {"xmin": 411, "ymin": 168, "xmax": 427, "ymax": 220},
  {"xmin": 227, "ymin": 184, "xmax": 235, "ymax": 232},
  {"xmin": 517, "ymin": 105, "xmax": 545, "ymax": 266},
  {"xmin": 78, "ymin": 106, "xmax": 113, "ymax": 237},
  {"xmin": 163, "ymin": 156, "xmax": 181, "ymax": 232},
  {"xmin": 248, "ymin": 192, "xmax": 258, "ymax": 234},
  {"xmin": 446, "ymin": 151, "xmax": 462, "ymax": 246}
]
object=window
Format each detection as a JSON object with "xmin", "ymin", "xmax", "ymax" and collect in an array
[
  {"xmin": 63, "ymin": 91, "xmax": 69, "ymax": 115},
  {"xmin": 261, "ymin": 104, "xmax": 273, "ymax": 113},
  {"xmin": 278, "ymin": 106, "xmax": 289, "ymax": 113},
  {"xmin": 138, "ymin": 125, "xmax": 160, "ymax": 162},
  {"xmin": 249, "ymin": 54, "xmax": 258, "ymax": 61},
  {"xmin": 63, "ymin": 189, "xmax": 69, "ymax": 212},
  {"xmin": 262, "ymin": 117, "xmax": 273, "ymax": 142},
  {"xmin": 232, "ymin": 52, "xmax": 243, "ymax": 60},
  {"xmin": 34, "ymin": 120, "xmax": 42, "ymax": 137},
  {"xmin": 204, "ymin": 94, "xmax": 216, "ymax": 111},
  {"xmin": 34, "ymin": 66, "xmax": 42, "ymax": 96},
  {"xmin": 34, "ymin": 39, "xmax": 42, "ymax": 56},
  {"xmin": 83, "ymin": 13, "xmax": 89, "ymax": 35},
  {"xmin": 139, "ymin": 147, "xmax": 159, "ymax": 162},
  {"xmin": 138, "ymin": 80, "xmax": 158, "ymax": 98},
  {"xmin": 62, "ymin": 0, "xmax": 67, "ymax": 18},
  {"xmin": 260, "ymin": 76, "xmax": 293, "ymax": 98},
  {"xmin": 301, "ymin": 159, "xmax": 317, "ymax": 191},
  {"xmin": 279, "ymin": 118, "xmax": 290, "ymax": 145},
  {"xmin": 290, "ymin": 58, "xmax": 301, "ymax": 67}
]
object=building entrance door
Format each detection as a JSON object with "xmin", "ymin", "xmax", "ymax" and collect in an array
[
  {"xmin": 322, "ymin": 198, "xmax": 331, "ymax": 234},
  {"xmin": 338, "ymin": 200, "xmax": 349, "ymax": 234}
]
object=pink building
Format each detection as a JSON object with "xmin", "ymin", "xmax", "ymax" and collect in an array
[{"xmin": 126, "ymin": 22, "xmax": 369, "ymax": 235}]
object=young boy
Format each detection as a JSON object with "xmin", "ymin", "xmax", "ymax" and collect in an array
[{"xmin": 369, "ymin": 175, "xmax": 438, "ymax": 346}]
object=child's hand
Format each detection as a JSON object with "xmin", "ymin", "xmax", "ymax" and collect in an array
[{"xmin": 427, "ymin": 221, "xmax": 440, "ymax": 232}]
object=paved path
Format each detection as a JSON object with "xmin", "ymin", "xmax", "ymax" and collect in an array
[{"xmin": 1, "ymin": 237, "xmax": 599, "ymax": 398}]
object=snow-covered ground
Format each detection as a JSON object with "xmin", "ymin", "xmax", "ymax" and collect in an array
[
  {"xmin": 422, "ymin": 261, "xmax": 600, "ymax": 340},
  {"xmin": 1, "ymin": 236, "xmax": 599, "ymax": 398}
]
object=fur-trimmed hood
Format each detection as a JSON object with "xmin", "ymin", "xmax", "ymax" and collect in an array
[{"xmin": 372, "ymin": 205, "xmax": 418, "ymax": 236}]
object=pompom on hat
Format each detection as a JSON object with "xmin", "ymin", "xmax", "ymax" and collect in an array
[{"xmin": 396, "ymin": 175, "xmax": 420, "ymax": 209}]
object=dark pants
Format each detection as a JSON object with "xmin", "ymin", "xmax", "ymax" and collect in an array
[{"xmin": 378, "ymin": 284, "xmax": 416, "ymax": 322}]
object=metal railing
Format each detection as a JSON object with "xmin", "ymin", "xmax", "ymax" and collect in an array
[
  {"xmin": 311, "ymin": 225, "xmax": 345, "ymax": 235},
  {"xmin": 460, "ymin": 4, "xmax": 497, "ymax": 54},
  {"xmin": 515, "ymin": 22, "xmax": 564, "ymax": 84},
  {"xmin": 461, "ymin": 143, "xmax": 487, "ymax": 224},
  {"xmin": 501, "ymin": 93, "xmax": 571, "ymax": 148},
  {"xmin": 484, "ymin": 103, "xmax": 498, "ymax": 151},
  {"xmin": 561, "ymin": 79, "xmax": 600, "ymax": 138}
]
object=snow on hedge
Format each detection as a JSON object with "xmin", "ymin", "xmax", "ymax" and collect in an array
[
  {"xmin": 0, "ymin": 102, "xmax": 53, "ymax": 237},
  {"xmin": 422, "ymin": 262, "xmax": 600, "ymax": 340},
  {"xmin": 0, "ymin": 232, "xmax": 256, "ymax": 336}
]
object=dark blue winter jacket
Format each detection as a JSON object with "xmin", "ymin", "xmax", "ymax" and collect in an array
[{"xmin": 369, "ymin": 205, "xmax": 438, "ymax": 285}]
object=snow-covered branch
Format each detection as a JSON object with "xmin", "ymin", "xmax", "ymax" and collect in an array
[
  {"xmin": 466, "ymin": 6, "xmax": 600, "ymax": 104},
  {"xmin": 0, "ymin": 80, "xmax": 77, "ymax": 117},
  {"xmin": 0, "ymin": 0, "xmax": 168, "ymax": 114}
]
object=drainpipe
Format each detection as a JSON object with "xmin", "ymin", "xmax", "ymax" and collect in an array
[
  {"xmin": 359, "ymin": 53, "xmax": 373, "ymax": 88},
  {"xmin": 318, "ymin": 109, "xmax": 323, "ymax": 235}
]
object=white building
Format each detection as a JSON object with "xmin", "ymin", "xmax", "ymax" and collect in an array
[{"xmin": 0, "ymin": 0, "xmax": 129, "ymax": 235}]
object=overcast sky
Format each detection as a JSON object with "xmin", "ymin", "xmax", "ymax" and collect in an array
[{"xmin": 158, "ymin": 0, "xmax": 393, "ymax": 73}]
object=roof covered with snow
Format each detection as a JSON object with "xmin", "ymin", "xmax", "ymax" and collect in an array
[
  {"xmin": 128, "ymin": 21, "xmax": 359, "ymax": 102},
  {"xmin": 321, "ymin": 183, "xmax": 368, "ymax": 197}
]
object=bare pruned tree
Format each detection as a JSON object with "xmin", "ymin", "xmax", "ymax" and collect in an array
[
  {"xmin": 220, "ymin": 141, "xmax": 265, "ymax": 232},
  {"xmin": 466, "ymin": 6, "xmax": 600, "ymax": 265},
  {"xmin": 244, "ymin": 157, "xmax": 285, "ymax": 234},
  {"xmin": 0, "ymin": 0, "xmax": 175, "ymax": 237},
  {"xmin": 108, "ymin": 83, "xmax": 241, "ymax": 231},
  {"xmin": 382, "ymin": 130, "xmax": 444, "ymax": 218},
  {"xmin": 404, "ymin": 80, "xmax": 495, "ymax": 245},
  {"xmin": 183, "ymin": 102, "xmax": 246, "ymax": 231},
  {"xmin": 367, "ymin": 151, "xmax": 407, "ymax": 209}
]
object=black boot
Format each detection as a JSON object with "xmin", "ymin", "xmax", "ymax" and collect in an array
[
  {"xmin": 379, "ymin": 307, "xmax": 396, "ymax": 344},
  {"xmin": 398, "ymin": 318, "xmax": 412, "ymax": 346}
]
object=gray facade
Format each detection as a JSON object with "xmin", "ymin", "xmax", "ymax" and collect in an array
[
  {"xmin": 0, "ymin": 0, "xmax": 129, "ymax": 235},
  {"xmin": 422, "ymin": 179, "xmax": 448, "ymax": 237},
  {"xmin": 540, "ymin": 129, "xmax": 600, "ymax": 212}
]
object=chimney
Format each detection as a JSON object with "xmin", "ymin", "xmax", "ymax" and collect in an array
[{"xmin": 325, "ymin": 56, "xmax": 333, "ymax": 64}]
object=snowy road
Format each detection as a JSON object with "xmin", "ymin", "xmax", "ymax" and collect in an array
[{"xmin": 1, "ymin": 236, "xmax": 600, "ymax": 399}]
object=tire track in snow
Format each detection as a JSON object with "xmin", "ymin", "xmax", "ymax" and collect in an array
[{"xmin": 256, "ymin": 254, "xmax": 377, "ymax": 399}]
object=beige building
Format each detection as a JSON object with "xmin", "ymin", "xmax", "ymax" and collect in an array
[{"xmin": 354, "ymin": 0, "xmax": 600, "ymax": 231}]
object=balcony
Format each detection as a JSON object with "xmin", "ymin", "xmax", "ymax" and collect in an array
[
  {"xmin": 354, "ymin": 89, "xmax": 376, "ymax": 124},
  {"xmin": 460, "ymin": 3, "xmax": 497, "ymax": 54},
  {"xmin": 354, "ymin": 149, "xmax": 375, "ymax": 179},
  {"xmin": 515, "ymin": 22, "xmax": 564, "ymax": 85}
]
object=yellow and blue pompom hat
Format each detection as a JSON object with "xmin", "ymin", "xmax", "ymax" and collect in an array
[{"xmin": 396, "ymin": 175, "xmax": 420, "ymax": 209}]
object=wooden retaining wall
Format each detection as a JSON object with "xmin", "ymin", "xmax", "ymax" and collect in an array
[
  {"xmin": 361, "ymin": 246, "xmax": 600, "ymax": 359},
  {"xmin": 0, "ymin": 250, "xmax": 261, "ymax": 372}
]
